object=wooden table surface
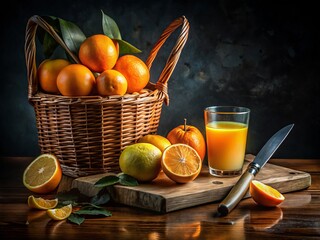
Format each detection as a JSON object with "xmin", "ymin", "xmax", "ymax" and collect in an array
[{"xmin": 0, "ymin": 156, "xmax": 319, "ymax": 239}]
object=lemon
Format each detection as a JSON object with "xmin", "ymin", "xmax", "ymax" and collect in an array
[
  {"xmin": 138, "ymin": 134, "xmax": 171, "ymax": 153},
  {"xmin": 119, "ymin": 143, "xmax": 162, "ymax": 182}
]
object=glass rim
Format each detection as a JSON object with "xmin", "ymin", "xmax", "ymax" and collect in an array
[{"xmin": 204, "ymin": 106, "xmax": 250, "ymax": 114}]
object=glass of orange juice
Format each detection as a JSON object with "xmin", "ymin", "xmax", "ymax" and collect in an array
[{"xmin": 204, "ymin": 106, "xmax": 250, "ymax": 177}]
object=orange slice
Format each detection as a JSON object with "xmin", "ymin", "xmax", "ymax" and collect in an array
[
  {"xmin": 28, "ymin": 195, "xmax": 58, "ymax": 210},
  {"xmin": 23, "ymin": 154, "xmax": 62, "ymax": 194},
  {"xmin": 161, "ymin": 143, "xmax": 202, "ymax": 183},
  {"xmin": 47, "ymin": 204, "xmax": 72, "ymax": 221},
  {"xmin": 250, "ymin": 180, "xmax": 285, "ymax": 207}
]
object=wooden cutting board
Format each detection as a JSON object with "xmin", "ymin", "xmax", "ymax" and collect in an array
[{"xmin": 70, "ymin": 159, "xmax": 311, "ymax": 213}]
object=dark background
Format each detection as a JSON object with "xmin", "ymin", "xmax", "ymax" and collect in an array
[{"xmin": 1, "ymin": 0, "xmax": 319, "ymax": 159}]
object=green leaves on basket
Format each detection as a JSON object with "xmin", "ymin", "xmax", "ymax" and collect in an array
[
  {"xmin": 101, "ymin": 10, "xmax": 141, "ymax": 55},
  {"xmin": 37, "ymin": 10, "xmax": 141, "ymax": 61}
]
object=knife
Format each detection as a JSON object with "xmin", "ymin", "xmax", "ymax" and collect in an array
[{"xmin": 217, "ymin": 123, "xmax": 294, "ymax": 216}]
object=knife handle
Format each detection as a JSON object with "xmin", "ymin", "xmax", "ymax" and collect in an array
[{"xmin": 217, "ymin": 163, "xmax": 260, "ymax": 216}]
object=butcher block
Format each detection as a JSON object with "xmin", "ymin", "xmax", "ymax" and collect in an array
[{"xmin": 69, "ymin": 157, "xmax": 311, "ymax": 213}]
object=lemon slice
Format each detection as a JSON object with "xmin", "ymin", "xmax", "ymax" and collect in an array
[
  {"xmin": 47, "ymin": 204, "xmax": 72, "ymax": 221},
  {"xmin": 28, "ymin": 195, "xmax": 58, "ymax": 210}
]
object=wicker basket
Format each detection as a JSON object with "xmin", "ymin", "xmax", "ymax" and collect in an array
[{"xmin": 24, "ymin": 15, "xmax": 189, "ymax": 178}]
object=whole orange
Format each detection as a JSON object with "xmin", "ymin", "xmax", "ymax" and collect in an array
[
  {"xmin": 79, "ymin": 34, "xmax": 119, "ymax": 73},
  {"xmin": 57, "ymin": 64, "xmax": 95, "ymax": 96},
  {"xmin": 167, "ymin": 119, "xmax": 206, "ymax": 161},
  {"xmin": 37, "ymin": 59, "xmax": 70, "ymax": 94},
  {"xmin": 96, "ymin": 69, "xmax": 127, "ymax": 96},
  {"xmin": 113, "ymin": 55, "xmax": 150, "ymax": 93}
]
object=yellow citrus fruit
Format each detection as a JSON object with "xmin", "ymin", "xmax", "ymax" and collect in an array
[
  {"xmin": 28, "ymin": 195, "xmax": 58, "ymax": 210},
  {"xmin": 37, "ymin": 59, "xmax": 70, "ymax": 94},
  {"xmin": 96, "ymin": 69, "xmax": 127, "ymax": 96},
  {"xmin": 57, "ymin": 64, "xmax": 95, "ymax": 96},
  {"xmin": 113, "ymin": 55, "xmax": 150, "ymax": 93},
  {"xmin": 79, "ymin": 34, "xmax": 119, "ymax": 72},
  {"xmin": 23, "ymin": 154, "xmax": 62, "ymax": 194},
  {"xmin": 250, "ymin": 180, "xmax": 285, "ymax": 207},
  {"xmin": 161, "ymin": 144, "xmax": 202, "ymax": 183},
  {"xmin": 138, "ymin": 134, "xmax": 171, "ymax": 153},
  {"xmin": 47, "ymin": 204, "xmax": 72, "ymax": 221},
  {"xmin": 119, "ymin": 143, "xmax": 162, "ymax": 182}
]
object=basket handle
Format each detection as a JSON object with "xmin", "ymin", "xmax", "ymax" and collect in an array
[
  {"xmin": 24, "ymin": 15, "xmax": 80, "ymax": 100},
  {"xmin": 145, "ymin": 16, "xmax": 189, "ymax": 105}
]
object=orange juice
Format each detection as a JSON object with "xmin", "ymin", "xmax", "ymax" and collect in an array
[{"xmin": 206, "ymin": 121, "xmax": 248, "ymax": 171}]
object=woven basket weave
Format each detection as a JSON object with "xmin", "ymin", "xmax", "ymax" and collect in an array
[{"xmin": 24, "ymin": 15, "xmax": 189, "ymax": 178}]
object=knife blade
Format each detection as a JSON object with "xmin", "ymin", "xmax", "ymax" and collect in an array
[{"xmin": 217, "ymin": 124, "xmax": 294, "ymax": 216}]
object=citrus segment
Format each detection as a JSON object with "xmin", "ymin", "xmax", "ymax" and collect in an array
[
  {"xmin": 250, "ymin": 180, "xmax": 285, "ymax": 207},
  {"xmin": 161, "ymin": 144, "xmax": 202, "ymax": 183},
  {"xmin": 138, "ymin": 134, "xmax": 171, "ymax": 153},
  {"xmin": 28, "ymin": 195, "xmax": 58, "ymax": 210},
  {"xmin": 47, "ymin": 204, "xmax": 72, "ymax": 221},
  {"xmin": 23, "ymin": 154, "xmax": 62, "ymax": 194}
]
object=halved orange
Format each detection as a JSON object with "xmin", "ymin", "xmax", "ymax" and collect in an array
[
  {"xmin": 161, "ymin": 143, "xmax": 202, "ymax": 183},
  {"xmin": 23, "ymin": 154, "xmax": 62, "ymax": 194},
  {"xmin": 28, "ymin": 195, "xmax": 58, "ymax": 210},
  {"xmin": 250, "ymin": 180, "xmax": 285, "ymax": 207},
  {"xmin": 47, "ymin": 204, "xmax": 72, "ymax": 221}
]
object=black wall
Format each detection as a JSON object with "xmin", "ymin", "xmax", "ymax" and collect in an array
[{"xmin": 1, "ymin": 0, "xmax": 319, "ymax": 158}]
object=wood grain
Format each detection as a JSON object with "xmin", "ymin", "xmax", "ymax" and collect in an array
[{"xmin": 71, "ymin": 160, "xmax": 311, "ymax": 212}]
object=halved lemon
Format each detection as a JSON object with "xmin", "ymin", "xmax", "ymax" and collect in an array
[
  {"xmin": 250, "ymin": 180, "xmax": 285, "ymax": 207},
  {"xmin": 47, "ymin": 204, "xmax": 72, "ymax": 221},
  {"xmin": 161, "ymin": 143, "xmax": 202, "ymax": 183},
  {"xmin": 23, "ymin": 154, "xmax": 62, "ymax": 194},
  {"xmin": 28, "ymin": 195, "xmax": 58, "ymax": 210}
]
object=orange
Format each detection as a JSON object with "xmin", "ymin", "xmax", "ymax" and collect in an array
[
  {"xmin": 47, "ymin": 204, "xmax": 72, "ymax": 221},
  {"xmin": 167, "ymin": 119, "xmax": 206, "ymax": 161},
  {"xmin": 250, "ymin": 180, "xmax": 285, "ymax": 207},
  {"xmin": 113, "ymin": 55, "xmax": 150, "ymax": 93},
  {"xmin": 37, "ymin": 59, "xmax": 70, "ymax": 94},
  {"xmin": 23, "ymin": 154, "xmax": 62, "ymax": 194},
  {"xmin": 96, "ymin": 69, "xmax": 127, "ymax": 96},
  {"xmin": 138, "ymin": 134, "xmax": 171, "ymax": 153},
  {"xmin": 161, "ymin": 144, "xmax": 202, "ymax": 183},
  {"xmin": 28, "ymin": 195, "xmax": 58, "ymax": 210},
  {"xmin": 79, "ymin": 34, "xmax": 119, "ymax": 72},
  {"xmin": 57, "ymin": 64, "xmax": 95, "ymax": 96}
]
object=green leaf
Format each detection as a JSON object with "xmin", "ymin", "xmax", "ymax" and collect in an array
[
  {"xmin": 37, "ymin": 16, "xmax": 60, "ymax": 58},
  {"xmin": 118, "ymin": 173, "xmax": 139, "ymax": 186},
  {"xmin": 68, "ymin": 213, "xmax": 85, "ymax": 225},
  {"xmin": 56, "ymin": 188, "xmax": 90, "ymax": 204},
  {"xmin": 116, "ymin": 39, "xmax": 142, "ymax": 55},
  {"xmin": 101, "ymin": 10, "xmax": 121, "ymax": 39},
  {"xmin": 58, "ymin": 18, "xmax": 86, "ymax": 55},
  {"xmin": 74, "ymin": 205, "xmax": 112, "ymax": 217},
  {"xmin": 94, "ymin": 175, "xmax": 119, "ymax": 188},
  {"xmin": 91, "ymin": 191, "xmax": 110, "ymax": 205}
]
